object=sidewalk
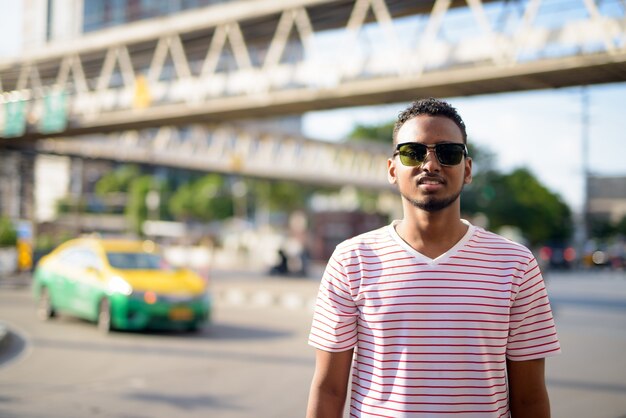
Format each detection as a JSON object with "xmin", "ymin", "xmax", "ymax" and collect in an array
[{"xmin": 210, "ymin": 268, "xmax": 321, "ymax": 311}]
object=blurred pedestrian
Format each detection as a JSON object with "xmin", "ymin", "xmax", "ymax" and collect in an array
[
  {"xmin": 306, "ymin": 98, "xmax": 561, "ymax": 417},
  {"xmin": 269, "ymin": 248, "xmax": 289, "ymax": 275}
]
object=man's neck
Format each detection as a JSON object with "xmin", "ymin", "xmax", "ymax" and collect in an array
[{"xmin": 396, "ymin": 207, "xmax": 468, "ymax": 260}]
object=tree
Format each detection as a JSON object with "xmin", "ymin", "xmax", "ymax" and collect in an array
[
  {"xmin": 348, "ymin": 121, "xmax": 395, "ymax": 144},
  {"xmin": 588, "ymin": 214, "xmax": 626, "ymax": 240},
  {"xmin": 169, "ymin": 174, "xmax": 234, "ymax": 222},
  {"xmin": 190, "ymin": 175, "xmax": 234, "ymax": 221},
  {"xmin": 265, "ymin": 180, "xmax": 313, "ymax": 212},
  {"xmin": 588, "ymin": 216, "xmax": 615, "ymax": 239},
  {"xmin": 168, "ymin": 182, "xmax": 196, "ymax": 222},
  {"xmin": 463, "ymin": 168, "xmax": 573, "ymax": 246},
  {"xmin": 615, "ymin": 215, "xmax": 626, "ymax": 236},
  {"xmin": 126, "ymin": 175, "xmax": 164, "ymax": 235},
  {"xmin": 95, "ymin": 165, "xmax": 140, "ymax": 195},
  {"xmin": 0, "ymin": 216, "xmax": 17, "ymax": 247}
]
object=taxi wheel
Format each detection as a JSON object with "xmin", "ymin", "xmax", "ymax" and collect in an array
[
  {"xmin": 186, "ymin": 323, "xmax": 200, "ymax": 333},
  {"xmin": 37, "ymin": 288, "xmax": 56, "ymax": 321},
  {"xmin": 98, "ymin": 298, "xmax": 112, "ymax": 334}
]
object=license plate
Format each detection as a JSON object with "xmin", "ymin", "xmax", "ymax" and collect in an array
[{"xmin": 169, "ymin": 307, "xmax": 193, "ymax": 321}]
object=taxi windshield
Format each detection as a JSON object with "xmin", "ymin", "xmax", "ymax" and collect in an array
[{"xmin": 106, "ymin": 252, "xmax": 171, "ymax": 270}]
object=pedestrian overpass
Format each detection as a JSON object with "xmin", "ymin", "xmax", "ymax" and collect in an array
[
  {"xmin": 30, "ymin": 124, "xmax": 392, "ymax": 189},
  {"xmin": 0, "ymin": 0, "xmax": 624, "ymax": 140}
]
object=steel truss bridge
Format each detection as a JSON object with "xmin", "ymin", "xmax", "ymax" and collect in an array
[
  {"xmin": 32, "ymin": 124, "xmax": 391, "ymax": 189},
  {"xmin": 0, "ymin": 0, "xmax": 625, "ymax": 141}
]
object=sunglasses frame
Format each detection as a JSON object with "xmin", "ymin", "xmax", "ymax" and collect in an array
[{"xmin": 394, "ymin": 142, "xmax": 468, "ymax": 167}]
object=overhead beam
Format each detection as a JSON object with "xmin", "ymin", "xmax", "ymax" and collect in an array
[{"xmin": 2, "ymin": 50, "xmax": 624, "ymax": 142}]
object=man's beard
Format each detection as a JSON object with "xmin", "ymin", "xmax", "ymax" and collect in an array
[{"xmin": 400, "ymin": 187, "xmax": 463, "ymax": 213}]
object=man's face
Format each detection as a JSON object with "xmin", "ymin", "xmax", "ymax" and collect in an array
[{"xmin": 387, "ymin": 115, "xmax": 472, "ymax": 213}]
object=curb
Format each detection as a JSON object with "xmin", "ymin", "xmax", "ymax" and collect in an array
[
  {"xmin": 211, "ymin": 274, "xmax": 320, "ymax": 311},
  {"xmin": 215, "ymin": 287, "xmax": 317, "ymax": 311},
  {"xmin": 0, "ymin": 273, "xmax": 32, "ymax": 289}
]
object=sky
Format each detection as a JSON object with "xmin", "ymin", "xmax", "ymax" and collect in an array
[
  {"xmin": 0, "ymin": 0, "xmax": 21, "ymax": 58},
  {"xmin": 1, "ymin": 0, "xmax": 624, "ymax": 214}
]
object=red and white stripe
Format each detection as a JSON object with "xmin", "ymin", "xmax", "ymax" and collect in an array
[{"xmin": 309, "ymin": 221, "xmax": 561, "ymax": 417}]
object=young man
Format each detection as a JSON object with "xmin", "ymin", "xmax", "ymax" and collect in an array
[{"xmin": 306, "ymin": 98, "xmax": 560, "ymax": 417}]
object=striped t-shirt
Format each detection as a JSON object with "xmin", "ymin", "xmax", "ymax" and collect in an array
[{"xmin": 309, "ymin": 220, "xmax": 561, "ymax": 417}]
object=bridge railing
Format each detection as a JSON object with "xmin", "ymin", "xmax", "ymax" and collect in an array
[{"xmin": 34, "ymin": 124, "xmax": 393, "ymax": 189}]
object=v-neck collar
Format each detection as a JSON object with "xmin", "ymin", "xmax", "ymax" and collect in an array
[{"xmin": 388, "ymin": 219, "xmax": 475, "ymax": 265}]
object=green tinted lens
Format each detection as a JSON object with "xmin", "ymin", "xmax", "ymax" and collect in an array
[
  {"xmin": 397, "ymin": 144, "xmax": 427, "ymax": 166},
  {"xmin": 435, "ymin": 144, "xmax": 465, "ymax": 165}
]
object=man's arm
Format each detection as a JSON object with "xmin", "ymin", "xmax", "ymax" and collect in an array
[
  {"xmin": 507, "ymin": 358, "xmax": 551, "ymax": 418},
  {"xmin": 306, "ymin": 348, "xmax": 354, "ymax": 418}
]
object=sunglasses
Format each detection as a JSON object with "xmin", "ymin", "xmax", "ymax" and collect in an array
[{"xmin": 394, "ymin": 142, "xmax": 468, "ymax": 167}]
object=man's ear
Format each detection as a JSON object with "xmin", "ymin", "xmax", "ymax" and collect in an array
[
  {"xmin": 387, "ymin": 158, "xmax": 397, "ymax": 185},
  {"xmin": 464, "ymin": 157, "xmax": 473, "ymax": 185}
]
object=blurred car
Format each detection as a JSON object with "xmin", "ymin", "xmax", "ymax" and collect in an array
[
  {"xmin": 582, "ymin": 242, "xmax": 625, "ymax": 270},
  {"xmin": 538, "ymin": 242, "xmax": 577, "ymax": 270},
  {"xmin": 32, "ymin": 237, "xmax": 211, "ymax": 333}
]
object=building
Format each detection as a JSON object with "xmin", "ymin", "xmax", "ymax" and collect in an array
[
  {"xmin": 24, "ymin": 0, "xmax": 231, "ymax": 47},
  {"xmin": 587, "ymin": 176, "xmax": 626, "ymax": 224}
]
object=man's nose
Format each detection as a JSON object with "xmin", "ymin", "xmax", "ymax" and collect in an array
[{"xmin": 421, "ymin": 148, "xmax": 441, "ymax": 171}]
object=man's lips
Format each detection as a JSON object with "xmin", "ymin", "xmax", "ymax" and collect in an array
[
  {"xmin": 416, "ymin": 176, "xmax": 445, "ymax": 192},
  {"xmin": 417, "ymin": 176, "xmax": 445, "ymax": 186}
]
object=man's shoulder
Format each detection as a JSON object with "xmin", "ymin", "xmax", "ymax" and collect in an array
[
  {"xmin": 472, "ymin": 227, "xmax": 534, "ymax": 258},
  {"xmin": 335, "ymin": 225, "xmax": 391, "ymax": 253}
]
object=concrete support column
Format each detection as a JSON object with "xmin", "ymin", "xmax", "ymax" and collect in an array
[
  {"xmin": 19, "ymin": 152, "xmax": 36, "ymax": 223},
  {"xmin": 0, "ymin": 151, "xmax": 35, "ymax": 220}
]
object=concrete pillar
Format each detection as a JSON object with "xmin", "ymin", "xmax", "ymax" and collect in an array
[
  {"xmin": 51, "ymin": 0, "xmax": 84, "ymax": 42},
  {"xmin": 18, "ymin": 152, "xmax": 36, "ymax": 222},
  {"xmin": 0, "ymin": 152, "xmax": 27, "ymax": 219}
]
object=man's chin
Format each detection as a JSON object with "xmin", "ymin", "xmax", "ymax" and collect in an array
[
  {"xmin": 417, "ymin": 199, "xmax": 453, "ymax": 212},
  {"xmin": 401, "ymin": 191, "xmax": 461, "ymax": 213}
]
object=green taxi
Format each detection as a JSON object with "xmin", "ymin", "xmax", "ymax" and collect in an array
[{"xmin": 33, "ymin": 237, "xmax": 211, "ymax": 333}]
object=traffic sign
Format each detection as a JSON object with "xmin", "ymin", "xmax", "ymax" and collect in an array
[
  {"xmin": 40, "ymin": 90, "xmax": 68, "ymax": 133},
  {"xmin": 2, "ymin": 99, "xmax": 27, "ymax": 137}
]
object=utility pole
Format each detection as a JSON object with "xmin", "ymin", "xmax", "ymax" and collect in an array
[{"xmin": 580, "ymin": 86, "xmax": 590, "ymax": 253}]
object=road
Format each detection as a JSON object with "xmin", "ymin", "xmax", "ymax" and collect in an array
[
  {"xmin": 0, "ymin": 274, "xmax": 317, "ymax": 418},
  {"xmin": 544, "ymin": 271, "xmax": 626, "ymax": 418},
  {"xmin": 1, "ymin": 270, "xmax": 626, "ymax": 418}
]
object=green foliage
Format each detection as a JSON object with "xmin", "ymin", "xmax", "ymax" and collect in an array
[
  {"xmin": 0, "ymin": 216, "xmax": 17, "ymax": 247},
  {"xmin": 55, "ymin": 196, "xmax": 89, "ymax": 214},
  {"xmin": 616, "ymin": 216, "xmax": 626, "ymax": 236},
  {"xmin": 169, "ymin": 174, "xmax": 234, "ymax": 222},
  {"xmin": 589, "ymin": 215, "xmax": 626, "ymax": 239},
  {"xmin": 247, "ymin": 179, "xmax": 314, "ymax": 213},
  {"xmin": 268, "ymin": 181, "xmax": 311, "ymax": 212},
  {"xmin": 125, "ymin": 175, "xmax": 157, "ymax": 235},
  {"xmin": 95, "ymin": 165, "xmax": 140, "ymax": 195},
  {"xmin": 357, "ymin": 190, "xmax": 380, "ymax": 213},
  {"xmin": 463, "ymin": 168, "xmax": 573, "ymax": 245},
  {"xmin": 34, "ymin": 234, "xmax": 56, "ymax": 252},
  {"xmin": 168, "ymin": 182, "xmax": 195, "ymax": 221},
  {"xmin": 348, "ymin": 121, "xmax": 395, "ymax": 144},
  {"xmin": 588, "ymin": 216, "xmax": 615, "ymax": 239},
  {"xmin": 34, "ymin": 232, "xmax": 73, "ymax": 252},
  {"xmin": 192, "ymin": 175, "xmax": 232, "ymax": 221}
]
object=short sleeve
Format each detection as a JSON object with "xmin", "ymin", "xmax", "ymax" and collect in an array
[
  {"xmin": 507, "ymin": 256, "xmax": 561, "ymax": 361},
  {"xmin": 308, "ymin": 249, "xmax": 359, "ymax": 352}
]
